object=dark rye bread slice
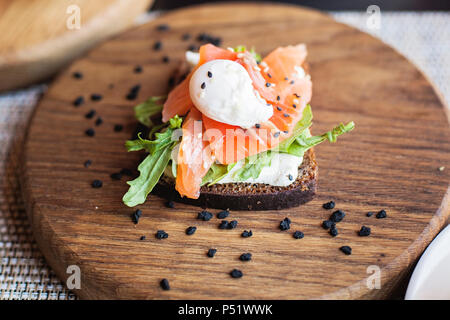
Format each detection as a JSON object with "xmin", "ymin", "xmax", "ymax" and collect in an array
[{"xmin": 153, "ymin": 148, "xmax": 318, "ymax": 210}]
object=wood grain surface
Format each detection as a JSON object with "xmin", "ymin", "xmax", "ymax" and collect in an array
[
  {"xmin": 0, "ymin": 0, "xmax": 152, "ymax": 92},
  {"xmin": 21, "ymin": 3, "xmax": 450, "ymax": 299}
]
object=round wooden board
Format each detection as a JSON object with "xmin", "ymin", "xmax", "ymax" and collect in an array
[
  {"xmin": 0, "ymin": 0, "xmax": 152, "ymax": 92},
  {"xmin": 21, "ymin": 3, "xmax": 450, "ymax": 299}
]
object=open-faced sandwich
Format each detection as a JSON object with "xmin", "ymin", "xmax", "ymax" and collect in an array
[{"xmin": 123, "ymin": 43, "xmax": 354, "ymax": 210}]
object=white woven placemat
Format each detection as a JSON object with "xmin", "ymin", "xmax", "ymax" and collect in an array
[{"xmin": 0, "ymin": 11, "xmax": 449, "ymax": 300}]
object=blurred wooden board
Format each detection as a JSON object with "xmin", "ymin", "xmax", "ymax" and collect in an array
[
  {"xmin": 0, "ymin": 0, "xmax": 152, "ymax": 91},
  {"xmin": 21, "ymin": 3, "xmax": 450, "ymax": 299}
]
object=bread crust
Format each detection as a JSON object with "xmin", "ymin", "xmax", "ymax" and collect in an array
[{"xmin": 153, "ymin": 149, "xmax": 318, "ymax": 210}]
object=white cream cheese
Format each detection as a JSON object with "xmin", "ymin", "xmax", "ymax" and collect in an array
[
  {"xmin": 218, "ymin": 153, "xmax": 303, "ymax": 187},
  {"xmin": 189, "ymin": 59, "xmax": 273, "ymax": 128}
]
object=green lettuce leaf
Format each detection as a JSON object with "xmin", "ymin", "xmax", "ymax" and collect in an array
[
  {"xmin": 134, "ymin": 96, "xmax": 165, "ymax": 127},
  {"xmin": 233, "ymin": 151, "xmax": 274, "ymax": 181},
  {"xmin": 201, "ymin": 163, "xmax": 236, "ymax": 186}
]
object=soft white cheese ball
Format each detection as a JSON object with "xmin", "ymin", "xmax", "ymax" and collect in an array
[{"xmin": 189, "ymin": 59, "xmax": 273, "ymax": 128}]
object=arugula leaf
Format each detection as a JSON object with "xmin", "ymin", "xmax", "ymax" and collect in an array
[
  {"xmin": 233, "ymin": 151, "xmax": 274, "ymax": 181},
  {"xmin": 201, "ymin": 163, "xmax": 235, "ymax": 186},
  {"xmin": 234, "ymin": 45, "xmax": 262, "ymax": 63},
  {"xmin": 134, "ymin": 96, "xmax": 165, "ymax": 127},
  {"xmin": 122, "ymin": 115, "xmax": 182, "ymax": 207},
  {"xmin": 278, "ymin": 104, "xmax": 313, "ymax": 153}
]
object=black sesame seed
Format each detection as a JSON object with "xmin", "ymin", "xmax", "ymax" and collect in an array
[
  {"xmin": 279, "ymin": 217, "xmax": 291, "ymax": 231},
  {"xmin": 358, "ymin": 226, "xmax": 371, "ymax": 237},
  {"xmin": 187, "ymin": 44, "xmax": 198, "ymax": 51},
  {"xmin": 134, "ymin": 65, "xmax": 143, "ymax": 73},
  {"xmin": 323, "ymin": 201, "xmax": 335, "ymax": 210},
  {"xmin": 265, "ymin": 82, "xmax": 271, "ymax": 87},
  {"xmin": 84, "ymin": 160, "xmax": 92, "ymax": 168},
  {"xmin": 207, "ymin": 248, "xmax": 217, "ymax": 258},
  {"xmin": 165, "ymin": 200, "xmax": 175, "ymax": 208},
  {"xmin": 85, "ymin": 109, "xmax": 96, "ymax": 119},
  {"xmin": 241, "ymin": 230, "xmax": 253, "ymax": 238},
  {"xmin": 120, "ymin": 168, "xmax": 133, "ymax": 176},
  {"xmin": 95, "ymin": 117, "xmax": 103, "ymax": 126},
  {"xmin": 267, "ymin": 73, "xmax": 272, "ymax": 78},
  {"xmin": 255, "ymin": 123, "xmax": 261, "ymax": 129},
  {"xmin": 283, "ymin": 130, "xmax": 289, "ymax": 134},
  {"xmin": 85, "ymin": 128, "xmax": 95, "ymax": 137},
  {"xmin": 239, "ymin": 253, "xmax": 252, "ymax": 261},
  {"xmin": 292, "ymin": 104, "xmax": 297, "ymax": 109},
  {"xmin": 322, "ymin": 220, "xmax": 335, "ymax": 230},
  {"xmin": 290, "ymin": 80, "xmax": 295, "ymax": 85},
  {"xmin": 330, "ymin": 210, "xmax": 345, "ymax": 223},
  {"xmin": 162, "ymin": 56, "xmax": 170, "ymax": 63},
  {"xmin": 182, "ymin": 33, "xmax": 191, "ymax": 41},
  {"xmin": 340, "ymin": 246, "xmax": 352, "ymax": 255},
  {"xmin": 284, "ymin": 77, "xmax": 289, "ymax": 81},
  {"xmin": 217, "ymin": 210, "xmax": 229, "ymax": 219},
  {"xmin": 73, "ymin": 96, "xmax": 84, "ymax": 107},
  {"xmin": 91, "ymin": 179, "xmax": 102, "ymax": 188},
  {"xmin": 131, "ymin": 209, "xmax": 142, "ymax": 224},
  {"xmin": 140, "ymin": 236, "xmax": 146, "ymax": 241},
  {"xmin": 283, "ymin": 113, "xmax": 290, "ymax": 118},
  {"xmin": 72, "ymin": 71, "xmax": 83, "ymax": 79},
  {"xmin": 90, "ymin": 93, "xmax": 102, "ymax": 101},
  {"xmin": 155, "ymin": 230, "xmax": 168, "ymax": 239},
  {"xmin": 330, "ymin": 226, "xmax": 338, "ymax": 237},
  {"xmin": 367, "ymin": 211, "xmax": 374, "ymax": 217},
  {"xmin": 228, "ymin": 220, "xmax": 238, "ymax": 229},
  {"xmin": 168, "ymin": 76, "xmax": 175, "ymax": 87},
  {"xmin": 201, "ymin": 82, "xmax": 206, "ymax": 89},
  {"xmin": 207, "ymin": 71, "xmax": 212, "ymax": 78},
  {"xmin": 153, "ymin": 41, "xmax": 162, "ymax": 51},
  {"xmin": 110, "ymin": 172, "xmax": 122, "ymax": 180},
  {"xmin": 186, "ymin": 226, "xmax": 197, "ymax": 235},
  {"xmin": 219, "ymin": 220, "xmax": 229, "ymax": 229},
  {"xmin": 276, "ymin": 95, "xmax": 280, "ymax": 101},
  {"xmin": 376, "ymin": 210, "xmax": 387, "ymax": 219},
  {"xmin": 114, "ymin": 124, "xmax": 123, "ymax": 132},
  {"xmin": 197, "ymin": 210, "xmax": 213, "ymax": 221},
  {"xmin": 196, "ymin": 33, "xmax": 207, "ymax": 42},
  {"xmin": 230, "ymin": 269, "xmax": 243, "ymax": 278},
  {"xmin": 288, "ymin": 174, "xmax": 293, "ymax": 181},
  {"xmin": 160, "ymin": 278, "xmax": 170, "ymax": 290},
  {"xmin": 294, "ymin": 93, "xmax": 300, "ymax": 98},
  {"xmin": 126, "ymin": 84, "xmax": 141, "ymax": 100},
  {"xmin": 276, "ymin": 106, "xmax": 282, "ymax": 111},
  {"xmin": 293, "ymin": 231, "xmax": 304, "ymax": 239},
  {"xmin": 274, "ymin": 132, "xmax": 280, "ymax": 138},
  {"xmin": 156, "ymin": 24, "xmax": 170, "ymax": 31}
]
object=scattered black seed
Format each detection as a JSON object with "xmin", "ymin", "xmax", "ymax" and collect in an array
[
  {"xmin": 294, "ymin": 93, "xmax": 300, "ymax": 98},
  {"xmin": 330, "ymin": 226, "xmax": 338, "ymax": 237},
  {"xmin": 265, "ymin": 82, "xmax": 271, "ymax": 87},
  {"xmin": 186, "ymin": 226, "xmax": 197, "ymax": 235},
  {"xmin": 90, "ymin": 93, "xmax": 102, "ymax": 101},
  {"xmin": 358, "ymin": 226, "xmax": 371, "ymax": 237},
  {"xmin": 131, "ymin": 209, "xmax": 142, "ymax": 224},
  {"xmin": 376, "ymin": 210, "xmax": 387, "ymax": 219},
  {"xmin": 323, "ymin": 201, "xmax": 335, "ymax": 210},
  {"xmin": 84, "ymin": 160, "xmax": 92, "ymax": 168},
  {"xmin": 165, "ymin": 200, "xmax": 175, "ymax": 208},
  {"xmin": 340, "ymin": 246, "xmax": 352, "ymax": 255},
  {"xmin": 153, "ymin": 41, "xmax": 162, "ymax": 51},
  {"xmin": 72, "ymin": 71, "xmax": 83, "ymax": 79},
  {"xmin": 73, "ymin": 96, "xmax": 84, "ymax": 107},
  {"xmin": 219, "ymin": 220, "xmax": 229, "ymax": 229},
  {"xmin": 114, "ymin": 124, "xmax": 123, "ymax": 132},
  {"xmin": 201, "ymin": 82, "xmax": 206, "ymax": 89},
  {"xmin": 160, "ymin": 278, "xmax": 170, "ymax": 290},
  {"xmin": 110, "ymin": 172, "xmax": 122, "ymax": 180},
  {"xmin": 240, "ymin": 253, "xmax": 252, "ymax": 261},
  {"xmin": 276, "ymin": 106, "xmax": 282, "ymax": 111},
  {"xmin": 330, "ymin": 210, "xmax": 345, "ymax": 223},
  {"xmin": 168, "ymin": 76, "xmax": 175, "ymax": 87},
  {"xmin": 206, "ymin": 70, "xmax": 213, "ymax": 78},
  {"xmin": 207, "ymin": 248, "xmax": 217, "ymax": 258},
  {"xmin": 283, "ymin": 113, "xmax": 290, "ymax": 118},
  {"xmin": 85, "ymin": 109, "xmax": 96, "ymax": 119},
  {"xmin": 255, "ymin": 123, "xmax": 261, "ymax": 129},
  {"xmin": 140, "ymin": 236, "xmax": 146, "ymax": 241},
  {"xmin": 367, "ymin": 211, "xmax": 374, "ymax": 217},
  {"xmin": 134, "ymin": 65, "xmax": 143, "ymax": 73},
  {"xmin": 288, "ymin": 174, "xmax": 293, "ymax": 181},
  {"xmin": 120, "ymin": 168, "xmax": 133, "ymax": 176},
  {"xmin": 162, "ymin": 56, "xmax": 170, "ymax": 63},
  {"xmin": 293, "ymin": 231, "xmax": 304, "ymax": 239},
  {"xmin": 217, "ymin": 210, "xmax": 229, "ymax": 219},
  {"xmin": 267, "ymin": 73, "xmax": 272, "ymax": 78},
  {"xmin": 182, "ymin": 33, "xmax": 191, "ymax": 41},
  {"xmin": 91, "ymin": 179, "xmax": 102, "ymax": 188},
  {"xmin": 155, "ymin": 230, "xmax": 168, "ymax": 239},
  {"xmin": 241, "ymin": 230, "xmax": 253, "ymax": 238},
  {"xmin": 156, "ymin": 24, "xmax": 170, "ymax": 31},
  {"xmin": 85, "ymin": 128, "xmax": 95, "ymax": 137},
  {"xmin": 230, "ymin": 269, "xmax": 243, "ymax": 278},
  {"xmin": 198, "ymin": 210, "xmax": 213, "ymax": 221},
  {"xmin": 283, "ymin": 130, "xmax": 289, "ymax": 134},
  {"xmin": 276, "ymin": 95, "xmax": 280, "ymax": 101},
  {"xmin": 187, "ymin": 44, "xmax": 198, "ymax": 51},
  {"xmin": 196, "ymin": 33, "xmax": 222, "ymax": 46},
  {"xmin": 95, "ymin": 117, "xmax": 103, "ymax": 126},
  {"xmin": 126, "ymin": 84, "xmax": 141, "ymax": 100},
  {"xmin": 108, "ymin": 83, "xmax": 114, "ymax": 89},
  {"xmin": 279, "ymin": 217, "xmax": 291, "ymax": 231},
  {"xmin": 274, "ymin": 132, "xmax": 280, "ymax": 138},
  {"xmin": 228, "ymin": 220, "xmax": 238, "ymax": 229},
  {"xmin": 284, "ymin": 77, "xmax": 289, "ymax": 81},
  {"xmin": 322, "ymin": 220, "xmax": 335, "ymax": 230},
  {"xmin": 290, "ymin": 80, "xmax": 295, "ymax": 84}
]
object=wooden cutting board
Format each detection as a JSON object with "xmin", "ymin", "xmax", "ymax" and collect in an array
[
  {"xmin": 21, "ymin": 3, "xmax": 450, "ymax": 299},
  {"xmin": 0, "ymin": 0, "xmax": 152, "ymax": 92}
]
